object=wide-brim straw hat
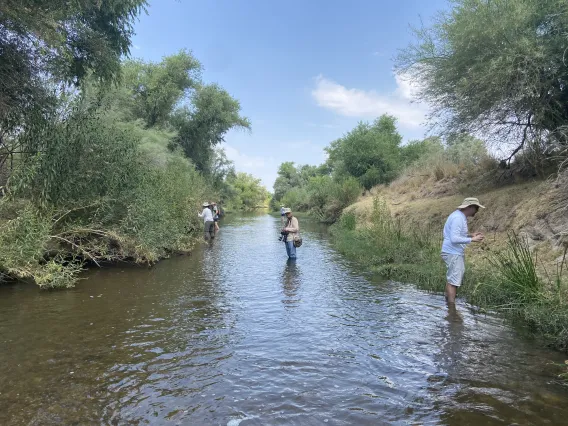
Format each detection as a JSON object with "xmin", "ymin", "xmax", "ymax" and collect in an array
[
  {"xmin": 282, "ymin": 207, "xmax": 292, "ymax": 214},
  {"xmin": 202, "ymin": 202, "xmax": 210, "ymax": 207},
  {"xmin": 457, "ymin": 197, "xmax": 485, "ymax": 209}
]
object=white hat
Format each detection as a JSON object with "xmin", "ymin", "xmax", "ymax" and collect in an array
[
  {"xmin": 202, "ymin": 202, "xmax": 210, "ymax": 207},
  {"xmin": 282, "ymin": 207, "xmax": 292, "ymax": 214},
  {"xmin": 457, "ymin": 197, "xmax": 485, "ymax": 209}
]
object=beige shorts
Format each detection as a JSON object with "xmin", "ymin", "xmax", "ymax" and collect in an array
[{"xmin": 441, "ymin": 254, "xmax": 465, "ymax": 287}]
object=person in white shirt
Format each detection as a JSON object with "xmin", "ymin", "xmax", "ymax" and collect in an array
[
  {"xmin": 441, "ymin": 197, "xmax": 485, "ymax": 304},
  {"xmin": 198, "ymin": 202, "xmax": 215, "ymax": 241}
]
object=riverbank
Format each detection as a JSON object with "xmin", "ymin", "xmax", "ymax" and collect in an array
[{"xmin": 330, "ymin": 172, "xmax": 568, "ymax": 351}]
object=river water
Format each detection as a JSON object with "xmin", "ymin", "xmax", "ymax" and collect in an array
[{"xmin": 1, "ymin": 213, "xmax": 568, "ymax": 425}]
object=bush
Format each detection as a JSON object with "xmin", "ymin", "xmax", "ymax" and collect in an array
[
  {"xmin": 306, "ymin": 176, "xmax": 361, "ymax": 223},
  {"xmin": 0, "ymin": 105, "xmax": 210, "ymax": 288}
]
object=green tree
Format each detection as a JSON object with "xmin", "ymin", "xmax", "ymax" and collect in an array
[
  {"xmin": 227, "ymin": 172, "xmax": 268, "ymax": 210},
  {"xmin": 397, "ymin": 0, "xmax": 568, "ymax": 163},
  {"xmin": 172, "ymin": 84, "xmax": 250, "ymax": 172},
  {"xmin": 272, "ymin": 162, "xmax": 301, "ymax": 204},
  {"xmin": 400, "ymin": 137, "xmax": 443, "ymax": 167},
  {"xmin": 119, "ymin": 50, "xmax": 202, "ymax": 127},
  {"xmin": 0, "ymin": 0, "xmax": 147, "ymax": 122},
  {"xmin": 326, "ymin": 115, "xmax": 402, "ymax": 189}
]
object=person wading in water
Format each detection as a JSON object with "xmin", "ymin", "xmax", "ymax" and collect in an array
[
  {"xmin": 281, "ymin": 208, "xmax": 299, "ymax": 260},
  {"xmin": 198, "ymin": 202, "xmax": 215, "ymax": 241},
  {"xmin": 212, "ymin": 202, "xmax": 220, "ymax": 232},
  {"xmin": 441, "ymin": 197, "xmax": 485, "ymax": 304}
]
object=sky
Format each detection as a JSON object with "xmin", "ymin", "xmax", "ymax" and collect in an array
[{"xmin": 132, "ymin": 0, "xmax": 450, "ymax": 190}]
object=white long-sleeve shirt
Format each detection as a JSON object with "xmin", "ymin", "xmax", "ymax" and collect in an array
[
  {"xmin": 198, "ymin": 207, "xmax": 213, "ymax": 223},
  {"xmin": 441, "ymin": 210, "xmax": 471, "ymax": 255}
]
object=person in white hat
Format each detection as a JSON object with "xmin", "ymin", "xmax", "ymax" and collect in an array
[
  {"xmin": 198, "ymin": 202, "xmax": 215, "ymax": 241},
  {"xmin": 281, "ymin": 207, "xmax": 299, "ymax": 259},
  {"xmin": 441, "ymin": 197, "xmax": 486, "ymax": 304}
]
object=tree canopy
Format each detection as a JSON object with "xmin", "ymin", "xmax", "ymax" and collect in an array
[
  {"xmin": 0, "ymin": 0, "xmax": 147, "ymax": 130},
  {"xmin": 326, "ymin": 115, "xmax": 403, "ymax": 189},
  {"xmin": 396, "ymin": 0, "xmax": 568, "ymax": 162}
]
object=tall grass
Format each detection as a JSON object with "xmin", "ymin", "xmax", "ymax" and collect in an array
[{"xmin": 481, "ymin": 232, "xmax": 542, "ymax": 308}]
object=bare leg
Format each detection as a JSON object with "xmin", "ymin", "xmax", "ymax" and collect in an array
[{"xmin": 445, "ymin": 283, "xmax": 457, "ymax": 304}]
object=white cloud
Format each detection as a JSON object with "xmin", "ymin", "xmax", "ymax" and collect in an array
[
  {"xmin": 311, "ymin": 73, "xmax": 428, "ymax": 129},
  {"xmin": 133, "ymin": 44, "xmax": 141, "ymax": 50},
  {"xmin": 222, "ymin": 143, "xmax": 278, "ymax": 190}
]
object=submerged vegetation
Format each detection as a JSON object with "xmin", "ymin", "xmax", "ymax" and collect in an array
[{"xmin": 0, "ymin": 2, "xmax": 267, "ymax": 288}]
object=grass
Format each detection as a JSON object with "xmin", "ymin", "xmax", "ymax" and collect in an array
[{"xmin": 331, "ymin": 197, "xmax": 568, "ymax": 351}]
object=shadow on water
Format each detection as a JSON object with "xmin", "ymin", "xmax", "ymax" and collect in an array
[{"xmin": 0, "ymin": 213, "xmax": 568, "ymax": 425}]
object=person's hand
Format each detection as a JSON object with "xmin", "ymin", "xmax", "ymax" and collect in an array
[{"xmin": 471, "ymin": 233, "xmax": 484, "ymax": 242}]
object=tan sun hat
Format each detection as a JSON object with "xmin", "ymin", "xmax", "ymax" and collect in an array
[
  {"xmin": 202, "ymin": 202, "xmax": 210, "ymax": 207},
  {"xmin": 458, "ymin": 197, "xmax": 485, "ymax": 209},
  {"xmin": 282, "ymin": 207, "xmax": 292, "ymax": 214}
]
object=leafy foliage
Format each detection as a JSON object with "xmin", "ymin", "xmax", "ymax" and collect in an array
[
  {"xmin": 225, "ymin": 172, "xmax": 269, "ymax": 211},
  {"xmin": 0, "ymin": 0, "xmax": 147, "ymax": 132},
  {"xmin": 0, "ymin": 8, "xmax": 263, "ymax": 288},
  {"xmin": 119, "ymin": 51, "xmax": 202, "ymax": 127},
  {"xmin": 396, "ymin": 0, "xmax": 568, "ymax": 163},
  {"xmin": 172, "ymin": 84, "xmax": 251, "ymax": 172},
  {"xmin": 326, "ymin": 115, "xmax": 403, "ymax": 189}
]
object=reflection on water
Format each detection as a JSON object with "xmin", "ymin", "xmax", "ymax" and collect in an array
[
  {"xmin": 0, "ymin": 213, "xmax": 567, "ymax": 425},
  {"xmin": 282, "ymin": 259, "xmax": 301, "ymax": 307}
]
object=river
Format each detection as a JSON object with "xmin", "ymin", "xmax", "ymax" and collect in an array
[{"xmin": 1, "ymin": 213, "xmax": 567, "ymax": 425}]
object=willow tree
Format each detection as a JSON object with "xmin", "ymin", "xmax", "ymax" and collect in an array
[
  {"xmin": 397, "ymin": 0, "xmax": 568, "ymax": 164},
  {"xmin": 1, "ymin": 0, "xmax": 147, "ymax": 179}
]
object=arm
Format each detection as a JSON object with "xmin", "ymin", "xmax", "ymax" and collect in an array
[{"xmin": 449, "ymin": 217, "xmax": 471, "ymax": 245}]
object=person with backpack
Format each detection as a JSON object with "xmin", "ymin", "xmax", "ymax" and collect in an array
[{"xmin": 281, "ymin": 208, "xmax": 301, "ymax": 259}]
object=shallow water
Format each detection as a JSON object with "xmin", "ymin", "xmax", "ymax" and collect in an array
[{"xmin": 1, "ymin": 213, "xmax": 567, "ymax": 425}]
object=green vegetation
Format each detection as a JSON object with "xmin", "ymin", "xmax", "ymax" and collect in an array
[
  {"xmin": 273, "ymin": 114, "xmax": 492, "ymax": 223},
  {"xmin": 271, "ymin": 161, "xmax": 360, "ymax": 223},
  {"xmin": 396, "ymin": 0, "xmax": 568, "ymax": 167},
  {"xmin": 326, "ymin": 115, "xmax": 403, "ymax": 190},
  {"xmin": 0, "ymin": 3, "xmax": 267, "ymax": 288}
]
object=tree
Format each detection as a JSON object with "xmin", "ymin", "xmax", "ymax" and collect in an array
[
  {"xmin": 0, "ymin": 0, "xmax": 147, "ymax": 121},
  {"xmin": 227, "ymin": 172, "xmax": 268, "ymax": 210},
  {"xmin": 1, "ymin": 0, "xmax": 148, "ymax": 178},
  {"xmin": 400, "ymin": 137, "xmax": 443, "ymax": 166},
  {"xmin": 120, "ymin": 50, "xmax": 202, "ymax": 127},
  {"xmin": 172, "ymin": 84, "xmax": 250, "ymax": 171},
  {"xmin": 396, "ymin": 0, "xmax": 568, "ymax": 164},
  {"xmin": 272, "ymin": 162, "xmax": 301, "ymax": 206},
  {"xmin": 325, "ymin": 115, "xmax": 402, "ymax": 189}
]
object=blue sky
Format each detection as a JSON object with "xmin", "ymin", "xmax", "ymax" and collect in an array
[{"xmin": 132, "ymin": 0, "xmax": 449, "ymax": 189}]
